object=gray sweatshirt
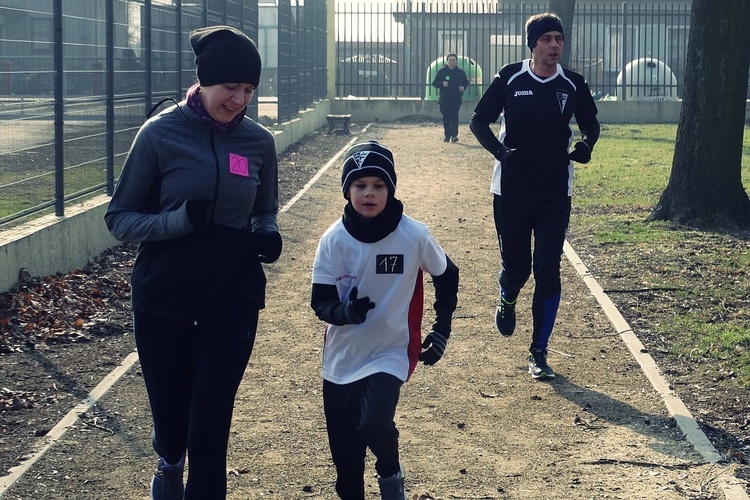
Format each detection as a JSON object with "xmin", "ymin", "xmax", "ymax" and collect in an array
[{"xmin": 105, "ymin": 102, "xmax": 278, "ymax": 322}]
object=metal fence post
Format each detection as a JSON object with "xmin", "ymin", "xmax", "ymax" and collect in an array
[
  {"xmin": 54, "ymin": 0, "xmax": 64, "ymax": 216},
  {"xmin": 176, "ymin": 0, "xmax": 183, "ymax": 101},
  {"xmin": 621, "ymin": 2, "xmax": 628, "ymax": 101},
  {"xmin": 145, "ymin": 0, "xmax": 153, "ymax": 115},
  {"xmin": 106, "ymin": 0, "xmax": 115, "ymax": 196}
]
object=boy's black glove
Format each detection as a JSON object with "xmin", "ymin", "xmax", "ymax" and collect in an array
[
  {"xmin": 254, "ymin": 229, "xmax": 282, "ymax": 263},
  {"xmin": 186, "ymin": 199, "xmax": 211, "ymax": 230},
  {"xmin": 342, "ymin": 287, "xmax": 375, "ymax": 324},
  {"xmin": 418, "ymin": 331, "xmax": 448, "ymax": 365},
  {"xmin": 568, "ymin": 141, "xmax": 592, "ymax": 163}
]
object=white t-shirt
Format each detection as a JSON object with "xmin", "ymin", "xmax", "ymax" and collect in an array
[{"xmin": 311, "ymin": 214, "xmax": 448, "ymax": 384}]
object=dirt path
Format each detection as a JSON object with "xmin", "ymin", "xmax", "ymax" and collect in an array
[{"xmin": 1, "ymin": 121, "xmax": 742, "ymax": 499}]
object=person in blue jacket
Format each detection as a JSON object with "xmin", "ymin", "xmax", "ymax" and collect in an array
[
  {"xmin": 432, "ymin": 53, "xmax": 470, "ymax": 142},
  {"xmin": 470, "ymin": 13, "xmax": 600, "ymax": 381},
  {"xmin": 105, "ymin": 26, "xmax": 281, "ymax": 499}
]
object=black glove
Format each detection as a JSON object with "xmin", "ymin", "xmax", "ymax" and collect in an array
[
  {"xmin": 496, "ymin": 147, "xmax": 527, "ymax": 168},
  {"xmin": 254, "ymin": 230, "xmax": 282, "ymax": 263},
  {"xmin": 568, "ymin": 141, "xmax": 592, "ymax": 163},
  {"xmin": 186, "ymin": 199, "xmax": 211, "ymax": 230},
  {"xmin": 418, "ymin": 331, "xmax": 448, "ymax": 365},
  {"xmin": 342, "ymin": 287, "xmax": 375, "ymax": 324}
]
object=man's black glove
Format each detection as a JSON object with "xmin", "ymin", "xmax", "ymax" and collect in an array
[
  {"xmin": 254, "ymin": 229, "xmax": 282, "ymax": 263},
  {"xmin": 342, "ymin": 287, "xmax": 375, "ymax": 324},
  {"xmin": 568, "ymin": 141, "xmax": 592, "ymax": 163},
  {"xmin": 418, "ymin": 331, "xmax": 448, "ymax": 365},
  {"xmin": 496, "ymin": 147, "xmax": 527, "ymax": 168},
  {"xmin": 186, "ymin": 199, "xmax": 211, "ymax": 230}
]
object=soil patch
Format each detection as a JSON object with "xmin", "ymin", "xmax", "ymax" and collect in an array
[{"xmin": 0, "ymin": 119, "xmax": 747, "ymax": 499}]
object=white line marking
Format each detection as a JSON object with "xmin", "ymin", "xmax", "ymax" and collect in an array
[
  {"xmin": 0, "ymin": 351, "xmax": 140, "ymax": 497},
  {"xmin": 563, "ymin": 241, "xmax": 749, "ymax": 500}
]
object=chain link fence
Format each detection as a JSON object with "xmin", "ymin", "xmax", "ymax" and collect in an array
[{"xmin": 0, "ymin": 0, "xmax": 326, "ymax": 228}]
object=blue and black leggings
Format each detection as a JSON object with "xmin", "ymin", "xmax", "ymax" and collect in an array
[{"xmin": 493, "ymin": 194, "xmax": 571, "ymax": 351}]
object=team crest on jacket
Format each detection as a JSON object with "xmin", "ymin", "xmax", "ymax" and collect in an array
[
  {"xmin": 351, "ymin": 151, "xmax": 370, "ymax": 167},
  {"xmin": 557, "ymin": 92, "xmax": 569, "ymax": 113}
]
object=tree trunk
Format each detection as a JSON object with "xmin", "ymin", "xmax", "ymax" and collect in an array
[
  {"xmin": 548, "ymin": 0, "xmax": 575, "ymax": 67},
  {"xmin": 649, "ymin": 0, "xmax": 750, "ymax": 230}
]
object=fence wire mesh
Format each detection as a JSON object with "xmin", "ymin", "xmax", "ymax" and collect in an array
[{"xmin": 0, "ymin": 0, "xmax": 325, "ymax": 228}]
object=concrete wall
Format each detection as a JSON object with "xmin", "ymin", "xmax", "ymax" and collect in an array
[
  {"xmin": 0, "ymin": 100, "xmax": 331, "ymax": 294},
  {"xmin": 332, "ymin": 97, "xmax": 686, "ymax": 124},
  {"xmin": 0, "ymin": 197, "xmax": 121, "ymax": 293},
  {"xmin": 334, "ymin": 99, "xmax": 750, "ymax": 125},
  {"xmin": 271, "ymin": 100, "xmax": 332, "ymax": 151}
]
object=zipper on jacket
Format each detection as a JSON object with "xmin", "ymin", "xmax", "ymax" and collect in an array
[{"xmin": 208, "ymin": 129, "xmax": 221, "ymax": 223}]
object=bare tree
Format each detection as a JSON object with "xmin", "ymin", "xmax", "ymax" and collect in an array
[
  {"xmin": 649, "ymin": 0, "xmax": 750, "ymax": 230},
  {"xmin": 548, "ymin": 0, "xmax": 575, "ymax": 67}
]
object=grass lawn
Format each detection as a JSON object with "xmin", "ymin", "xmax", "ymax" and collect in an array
[{"xmin": 569, "ymin": 124, "xmax": 750, "ymax": 384}]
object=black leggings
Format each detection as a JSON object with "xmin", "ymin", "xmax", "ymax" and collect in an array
[
  {"xmin": 323, "ymin": 373, "xmax": 403, "ymax": 500},
  {"xmin": 134, "ymin": 309, "xmax": 258, "ymax": 499},
  {"xmin": 492, "ymin": 195, "xmax": 571, "ymax": 300},
  {"xmin": 439, "ymin": 99, "xmax": 462, "ymax": 138}
]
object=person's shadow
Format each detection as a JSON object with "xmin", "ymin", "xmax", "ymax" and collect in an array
[{"xmin": 549, "ymin": 374, "xmax": 703, "ymax": 464}]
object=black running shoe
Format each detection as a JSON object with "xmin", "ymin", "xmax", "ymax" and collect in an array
[
  {"xmin": 528, "ymin": 348, "xmax": 555, "ymax": 380},
  {"xmin": 495, "ymin": 298, "xmax": 516, "ymax": 336}
]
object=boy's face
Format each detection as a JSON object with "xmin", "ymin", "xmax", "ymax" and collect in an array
[{"xmin": 347, "ymin": 175, "xmax": 389, "ymax": 218}]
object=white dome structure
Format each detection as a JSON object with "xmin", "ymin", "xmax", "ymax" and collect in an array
[{"xmin": 616, "ymin": 57, "xmax": 679, "ymax": 101}]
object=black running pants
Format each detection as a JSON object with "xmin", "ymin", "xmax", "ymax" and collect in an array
[{"xmin": 134, "ymin": 309, "xmax": 258, "ymax": 499}]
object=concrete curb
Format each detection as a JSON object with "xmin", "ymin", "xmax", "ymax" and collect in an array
[
  {"xmin": 0, "ymin": 352, "xmax": 140, "ymax": 498},
  {"xmin": 563, "ymin": 241, "xmax": 749, "ymax": 500}
]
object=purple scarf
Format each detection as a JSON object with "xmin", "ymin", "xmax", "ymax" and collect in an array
[{"xmin": 186, "ymin": 83, "xmax": 245, "ymax": 132}]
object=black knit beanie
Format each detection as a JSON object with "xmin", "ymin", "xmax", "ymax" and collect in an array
[
  {"xmin": 526, "ymin": 14, "xmax": 564, "ymax": 50},
  {"xmin": 190, "ymin": 26, "xmax": 261, "ymax": 87},
  {"xmin": 341, "ymin": 141, "xmax": 397, "ymax": 199}
]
